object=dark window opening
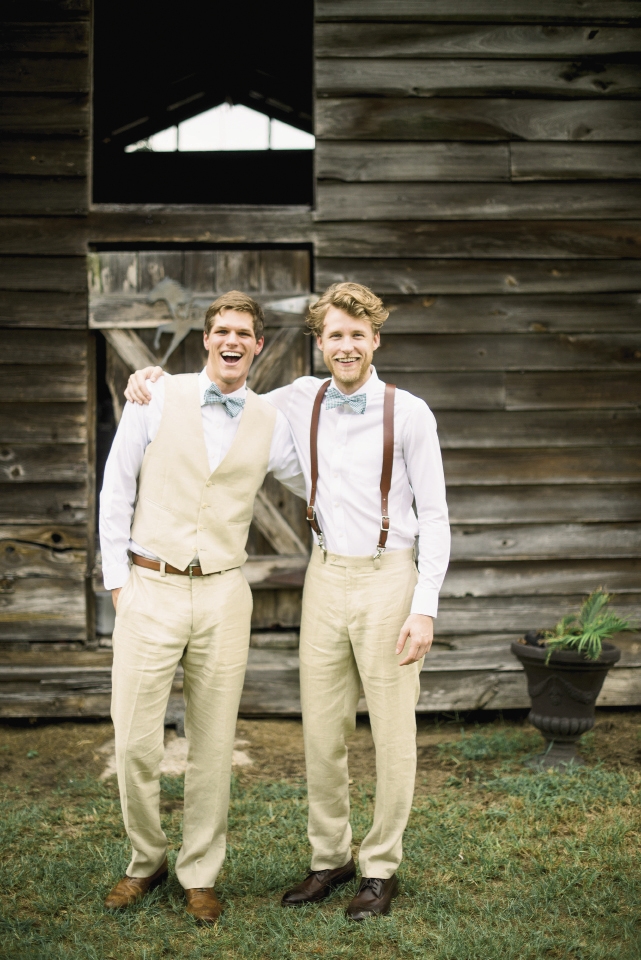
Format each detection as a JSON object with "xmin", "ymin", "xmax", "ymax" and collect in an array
[{"xmin": 93, "ymin": 1, "xmax": 314, "ymax": 204}]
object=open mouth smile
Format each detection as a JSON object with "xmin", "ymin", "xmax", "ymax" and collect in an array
[{"xmin": 221, "ymin": 351, "xmax": 243, "ymax": 365}]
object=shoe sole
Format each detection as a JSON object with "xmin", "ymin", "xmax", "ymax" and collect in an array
[
  {"xmin": 104, "ymin": 870, "xmax": 168, "ymax": 910},
  {"xmin": 281, "ymin": 870, "xmax": 357, "ymax": 907}
]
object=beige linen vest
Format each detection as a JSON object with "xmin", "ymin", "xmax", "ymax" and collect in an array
[{"xmin": 130, "ymin": 373, "xmax": 276, "ymax": 574}]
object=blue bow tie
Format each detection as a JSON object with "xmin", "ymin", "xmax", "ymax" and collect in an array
[
  {"xmin": 325, "ymin": 385, "xmax": 367, "ymax": 415},
  {"xmin": 203, "ymin": 382, "xmax": 246, "ymax": 418}
]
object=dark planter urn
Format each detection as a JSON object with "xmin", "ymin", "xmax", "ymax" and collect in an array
[{"xmin": 511, "ymin": 640, "xmax": 621, "ymax": 770}]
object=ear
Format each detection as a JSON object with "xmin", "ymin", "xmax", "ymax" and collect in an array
[
  {"xmin": 316, "ymin": 334, "xmax": 323, "ymax": 350},
  {"xmin": 203, "ymin": 330, "xmax": 210, "ymax": 350},
  {"xmin": 254, "ymin": 336, "xmax": 265, "ymax": 356},
  {"xmin": 372, "ymin": 331, "xmax": 381, "ymax": 352}
]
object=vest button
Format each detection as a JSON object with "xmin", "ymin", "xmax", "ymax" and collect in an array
[{"xmin": 206, "ymin": 481, "xmax": 212, "ymax": 487}]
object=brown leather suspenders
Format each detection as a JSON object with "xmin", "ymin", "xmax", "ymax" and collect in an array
[
  {"xmin": 306, "ymin": 380, "xmax": 396, "ymax": 560},
  {"xmin": 306, "ymin": 379, "xmax": 331, "ymax": 554}
]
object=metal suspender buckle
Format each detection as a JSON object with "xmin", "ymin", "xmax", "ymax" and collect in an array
[{"xmin": 380, "ymin": 516, "xmax": 390, "ymax": 531}]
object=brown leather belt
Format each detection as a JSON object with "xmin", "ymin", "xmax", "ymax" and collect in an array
[{"xmin": 132, "ymin": 554, "xmax": 205, "ymax": 577}]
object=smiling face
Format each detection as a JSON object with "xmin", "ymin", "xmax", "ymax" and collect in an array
[
  {"xmin": 203, "ymin": 308, "xmax": 264, "ymax": 393},
  {"xmin": 317, "ymin": 305, "xmax": 380, "ymax": 394}
]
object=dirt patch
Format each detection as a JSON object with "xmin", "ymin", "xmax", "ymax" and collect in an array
[{"xmin": 0, "ymin": 710, "xmax": 639, "ymax": 797}]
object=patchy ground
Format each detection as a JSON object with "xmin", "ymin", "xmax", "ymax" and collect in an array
[
  {"xmin": 1, "ymin": 709, "xmax": 640, "ymax": 797},
  {"xmin": 1, "ymin": 711, "xmax": 640, "ymax": 960}
]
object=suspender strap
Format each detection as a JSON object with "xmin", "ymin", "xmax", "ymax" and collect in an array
[
  {"xmin": 306, "ymin": 379, "xmax": 396, "ymax": 560},
  {"xmin": 306, "ymin": 379, "xmax": 331, "ymax": 551},
  {"xmin": 375, "ymin": 382, "xmax": 396, "ymax": 558}
]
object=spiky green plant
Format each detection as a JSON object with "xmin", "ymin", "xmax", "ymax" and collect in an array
[{"xmin": 544, "ymin": 589, "xmax": 632, "ymax": 663}]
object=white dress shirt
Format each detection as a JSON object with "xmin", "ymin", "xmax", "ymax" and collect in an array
[
  {"xmin": 266, "ymin": 367, "xmax": 450, "ymax": 617},
  {"xmin": 100, "ymin": 369, "xmax": 306, "ymax": 590}
]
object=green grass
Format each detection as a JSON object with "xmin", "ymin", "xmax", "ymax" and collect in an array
[{"xmin": 1, "ymin": 731, "xmax": 640, "ymax": 960}]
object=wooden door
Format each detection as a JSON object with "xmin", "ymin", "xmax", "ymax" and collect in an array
[{"xmin": 89, "ymin": 248, "xmax": 312, "ymax": 636}]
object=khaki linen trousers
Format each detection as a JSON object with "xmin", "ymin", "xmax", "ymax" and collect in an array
[
  {"xmin": 299, "ymin": 547, "xmax": 422, "ymax": 880},
  {"xmin": 111, "ymin": 562, "xmax": 252, "ymax": 889}
]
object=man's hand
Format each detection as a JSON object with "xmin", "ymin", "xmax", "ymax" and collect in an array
[
  {"xmin": 111, "ymin": 588, "xmax": 121, "ymax": 611},
  {"xmin": 124, "ymin": 365, "xmax": 164, "ymax": 404},
  {"xmin": 396, "ymin": 614, "xmax": 433, "ymax": 666}
]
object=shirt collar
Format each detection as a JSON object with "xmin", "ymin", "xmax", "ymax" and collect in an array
[
  {"xmin": 329, "ymin": 365, "xmax": 383, "ymax": 400},
  {"xmin": 199, "ymin": 368, "xmax": 247, "ymax": 406}
]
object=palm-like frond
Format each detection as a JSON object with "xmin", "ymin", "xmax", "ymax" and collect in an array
[{"xmin": 544, "ymin": 588, "xmax": 633, "ymax": 663}]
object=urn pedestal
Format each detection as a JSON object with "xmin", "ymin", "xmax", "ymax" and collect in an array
[{"xmin": 511, "ymin": 640, "xmax": 621, "ymax": 771}]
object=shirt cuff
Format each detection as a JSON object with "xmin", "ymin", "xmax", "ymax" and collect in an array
[
  {"xmin": 410, "ymin": 585, "xmax": 439, "ymax": 618},
  {"xmin": 102, "ymin": 562, "xmax": 131, "ymax": 592}
]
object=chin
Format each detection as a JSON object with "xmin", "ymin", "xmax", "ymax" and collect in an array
[{"xmin": 330, "ymin": 363, "xmax": 365, "ymax": 385}]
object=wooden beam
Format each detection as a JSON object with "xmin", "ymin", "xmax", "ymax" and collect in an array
[
  {"xmin": 315, "ymin": 183, "xmax": 641, "ymax": 221},
  {"xmin": 102, "ymin": 328, "xmax": 157, "ymax": 372},
  {"xmin": 315, "ymin": 22, "xmax": 641, "ymax": 58},
  {"xmin": 315, "ymin": 258, "xmax": 641, "ymax": 295},
  {"xmin": 0, "ymin": 330, "xmax": 87, "ymax": 365},
  {"xmin": 436, "ymin": 410, "xmax": 641, "ymax": 449},
  {"xmin": 252, "ymin": 490, "xmax": 308, "ymax": 556},
  {"xmin": 87, "ymin": 206, "xmax": 314, "ymax": 246},
  {"xmin": 448, "ymin": 485, "xmax": 641, "ymax": 525},
  {"xmin": 511, "ymin": 143, "xmax": 641, "ymax": 181},
  {"xmin": 0, "ymin": 403, "xmax": 86, "ymax": 443},
  {"xmin": 450, "ymin": 523, "xmax": 641, "ymax": 562},
  {"xmin": 315, "ymin": 2, "xmax": 641, "ymax": 23},
  {"xmin": 316, "ymin": 58, "xmax": 641, "ymax": 99},
  {"xmin": 2, "ymin": 644, "xmax": 638, "ymax": 717},
  {"xmin": 314, "ymin": 221, "xmax": 641, "ymax": 258},
  {"xmin": 247, "ymin": 327, "xmax": 305, "ymax": 394},
  {"xmin": 316, "ymin": 97, "xmax": 641, "ymax": 142},
  {"xmin": 442, "ymin": 559, "xmax": 641, "ymax": 597},
  {"xmin": 442, "ymin": 447, "xmax": 641, "ymax": 486},
  {"xmin": 0, "ymin": 176, "xmax": 87, "ymax": 216}
]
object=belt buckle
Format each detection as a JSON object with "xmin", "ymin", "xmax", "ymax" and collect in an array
[{"xmin": 188, "ymin": 562, "xmax": 197, "ymax": 579}]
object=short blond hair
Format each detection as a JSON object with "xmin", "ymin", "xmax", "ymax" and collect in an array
[
  {"xmin": 306, "ymin": 282, "xmax": 389, "ymax": 337},
  {"xmin": 204, "ymin": 290, "xmax": 265, "ymax": 339}
]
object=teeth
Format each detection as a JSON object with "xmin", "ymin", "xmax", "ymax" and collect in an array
[{"xmin": 222, "ymin": 352, "xmax": 241, "ymax": 358}]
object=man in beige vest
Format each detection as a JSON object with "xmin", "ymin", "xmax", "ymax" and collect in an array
[
  {"xmin": 126, "ymin": 282, "xmax": 450, "ymax": 921},
  {"xmin": 99, "ymin": 291, "xmax": 304, "ymax": 923}
]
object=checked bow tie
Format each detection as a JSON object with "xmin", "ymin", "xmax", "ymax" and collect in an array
[
  {"xmin": 203, "ymin": 382, "xmax": 246, "ymax": 418},
  {"xmin": 324, "ymin": 385, "xmax": 367, "ymax": 415}
]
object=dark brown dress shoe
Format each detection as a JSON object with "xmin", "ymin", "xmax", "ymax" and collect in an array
[
  {"xmin": 104, "ymin": 858, "xmax": 168, "ymax": 910},
  {"xmin": 345, "ymin": 875, "xmax": 399, "ymax": 921},
  {"xmin": 281, "ymin": 858, "xmax": 356, "ymax": 906},
  {"xmin": 185, "ymin": 887, "xmax": 224, "ymax": 924}
]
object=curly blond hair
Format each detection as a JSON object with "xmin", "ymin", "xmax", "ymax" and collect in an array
[{"xmin": 306, "ymin": 282, "xmax": 389, "ymax": 337}]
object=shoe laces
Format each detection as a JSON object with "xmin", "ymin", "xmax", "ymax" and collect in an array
[{"xmin": 359, "ymin": 877, "xmax": 385, "ymax": 897}]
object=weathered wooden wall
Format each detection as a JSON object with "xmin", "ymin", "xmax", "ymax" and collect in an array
[
  {"xmin": 314, "ymin": 0, "xmax": 641, "ymax": 656},
  {"xmin": 1, "ymin": 0, "xmax": 640, "ymax": 717},
  {"xmin": 0, "ymin": 1, "xmax": 92, "ymax": 647}
]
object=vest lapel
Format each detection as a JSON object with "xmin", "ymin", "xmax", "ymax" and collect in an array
[{"xmin": 207, "ymin": 388, "xmax": 259, "ymax": 481}]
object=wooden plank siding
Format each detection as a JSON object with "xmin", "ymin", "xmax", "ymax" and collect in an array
[
  {"xmin": 0, "ymin": 1, "xmax": 91, "ymax": 647},
  {"xmin": 1, "ymin": 0, "xmax": 641, "ymax": 717},
  {"xmin": 314, "ymin": 1, "xmax": 641, "ymax": 664}
]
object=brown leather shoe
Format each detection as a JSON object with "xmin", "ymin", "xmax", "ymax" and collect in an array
[
  {"xmin": 185, "ymin": 887, "xmax": 224, "ymax": 924},
  {"xmin": 346, "ymin": 875, "xmax": 399, "ymax": 921},
  {"xmin": 104, "ymin": 859, "xmax": 168, "ymax": 910},
  {"xmin": 281, "ymin": 858, "xmax": 356, "ymax": 906}
]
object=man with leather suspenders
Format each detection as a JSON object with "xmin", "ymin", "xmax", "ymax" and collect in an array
[{"xmin": 125, "ymin": 281, "xmax": 451, "ymax": 920}]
